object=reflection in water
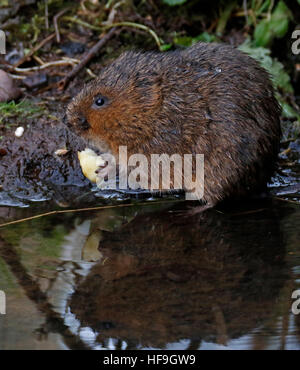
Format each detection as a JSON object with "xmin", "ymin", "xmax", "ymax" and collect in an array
[
  {"xmin": 69, "ymin": 201, "xmax": 288, "ymax": 349},
  {"xmin": 0, "ymin": 200, "xmax": 300, "ymax": 349}
]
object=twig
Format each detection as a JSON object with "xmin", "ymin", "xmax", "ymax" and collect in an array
[
  {"xmin": 103, "ymin": 21, "xmax": 162, "ymax": 49},
  {"xmin": 33, "ymin": 55, "xmax": 45, "ymax": 65},
  {"xmin": 8, "ymin": 73, "xmax": 26, "ymax": 80},
  {"xmin": 57, "ymin": 27, "xmax": 118, "ymax": 90},
  {"xmin": 243, "ymin": 0, "xmax": 248, "ymax": 24},
  {"xmin": 105, "ymin": 0, "xmax": 115, "ymax": 9},
  {"xmin": 14, "ymin": 33, "xmax": 55, "ymax": 68},
  {"xmin": 0, "ymin": 199, "xmax": 181, "ymax": 228},
  {"xmin": 274, "ymin": 196, "xmax": 300, "ymax": 205},
  {"xmin": 45, "ymin": 0, "xmax": 49, "ymax": 29},
  {"xmin": 103, "ymin": 0, "xmax": 126, "ymax": 25},
  {"xmin": 62, "ymin": 15, "xmax": 102, "ymax": 31},
  {"xmin": 63, "ymin": 16, "xmax": 162, "ymax": 49},
  {"xmin": 279, "ymin": 147, "xmax": 291, "ymax": 156},
  {"xmin": 53, "ymin": 7, "xmax": 70, "ymax": 43},
  {"xmin": 12, "ymin": 59, "xmax": 78, "ymax": 73}
]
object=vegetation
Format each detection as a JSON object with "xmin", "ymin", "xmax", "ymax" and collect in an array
[{"xmin": 0, "ymin": 100, "xmax": 45, "ymax": 124}]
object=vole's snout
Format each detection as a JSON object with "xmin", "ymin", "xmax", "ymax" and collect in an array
[
  {"xmin": 67, "ymin": 109, "xmax": 91, "ymax": 132},
  {"xmin": 77, "ymin": 115, "xmax": 90, "ymax": 131}
]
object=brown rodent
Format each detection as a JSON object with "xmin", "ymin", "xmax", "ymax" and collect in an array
[{"xmin": 67, "ymin": 42, "xmax": 281, "ymax": 209}]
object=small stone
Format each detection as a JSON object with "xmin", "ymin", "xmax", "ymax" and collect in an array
[
  {"xmin": 0, "ymin": 70, "xmax": 21, "ymax": 102},
  {"xmin": 54, "ymin": 148, "xmax": 69, "ymax": 156},
  {"xmin": 15, "ymin": 126, "xmax": 24, "ymax": 137}
]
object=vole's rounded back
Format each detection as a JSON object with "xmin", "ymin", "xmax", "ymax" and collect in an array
[{"xmin": 67, "ymin": 42, "xmax": 281, "ymax": 207}]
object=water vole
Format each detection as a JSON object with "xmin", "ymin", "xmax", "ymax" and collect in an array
[{"xmin": 67, "ymin": 42, "xmax": 281, "ymax": 209}]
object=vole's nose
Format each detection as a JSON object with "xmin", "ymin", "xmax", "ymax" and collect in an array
[{"xmin": 77, "ymin": 115, "xmax": 90, "ymax": 131}]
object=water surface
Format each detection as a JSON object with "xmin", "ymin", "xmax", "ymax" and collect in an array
[{"xmin": 0, "ymin": 198, "xmax": 299, "ymax": 350}]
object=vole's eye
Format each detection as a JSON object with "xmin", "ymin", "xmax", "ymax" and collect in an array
[{"xmin": 94, "ymin": 96, "xmax": 106, "ymax": 107}]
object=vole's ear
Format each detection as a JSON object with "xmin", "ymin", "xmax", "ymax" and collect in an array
[
  {"xmin": 134, "ymin": 71, "xmax": 162, "ymax": 88},
  {"xmin": 132, "ymin": 72, "xmax": 163, "ymax": 108}
]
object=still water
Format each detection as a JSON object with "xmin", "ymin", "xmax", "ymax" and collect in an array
[{"xmin": 0, "ymin": 198, "xmax": 299, "ymax": 350}]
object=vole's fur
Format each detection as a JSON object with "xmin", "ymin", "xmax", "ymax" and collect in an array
[{"xmin": 67, "ymin": 42, "xmax": 281, "ymax": 207}]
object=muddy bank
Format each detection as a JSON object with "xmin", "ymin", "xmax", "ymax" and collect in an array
[
  {"xmin": 0, "ymin": 117, "xmax": 181, "ymax": 210},
  {"xmin": 0, "ymin": 119, "xmax": 93, "ymax": 207}
]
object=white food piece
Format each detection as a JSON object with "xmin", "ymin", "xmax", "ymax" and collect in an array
[
  {"xmin": 55, "ymin": 148, "xmax": 69, "ymax": 156},
  {"xmin": 14, "ymin": 126, "xmax": 24, "ymax": 137},
  {"xmin": 77, "ymin": 148, "xmax": 106, "ymax": 183}
]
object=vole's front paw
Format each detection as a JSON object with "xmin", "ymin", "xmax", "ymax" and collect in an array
[
  {"xmin": 96, "ymin": 159, "xmax": 117, "ymax": 189},
  {"xmin": 95, "ymin": 160, "xmax": 109, "ymax": 180}
]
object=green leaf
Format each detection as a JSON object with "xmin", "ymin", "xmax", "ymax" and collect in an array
[
  {"xmin": 279, "ymin": 100, "xmax": 300, "ymax": 120},
  {"xmin": 216, "ymin": 1, "xmax": 237, "ymax": 35},
  {"xmin": 254, "ymin": 19, "xmax": 272, "ymax": 47},
  {"xmin": 256, "ymin": 0, "xmax": 271, "ymax": 16},
  {"xmin": 254, "ymin": 0, "xmax": 292, "ymax": 47},
  {"xmin": 162, "ymin": 0, "xmax": 187, "ymax": 6},
  {"xmin": 174, "ymin": 36, "xmax": 194, "ymax": 47},
  {"xmin": 269, "ymin": 0, "xmax": 291, "ymax": 38},
  {"xmin": 174, "ymin": 33, "xmax": 217, "ymax": 47},
  {"xmin": 195, "ymin": 32, "xmax": 217, "ymax": 43},
  {"xmin": 160, "ymin": 43, "xmax": 172, "ymax": 51}
]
